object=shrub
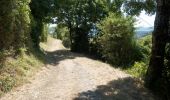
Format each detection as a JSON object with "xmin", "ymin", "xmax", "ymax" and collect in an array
[
  {"xmin": 97, "ymin": 13, "xmax": 142, "ymax": 66},
  {"xmin": 125, "ymin": 35, "xmax": 152, "ymax": 78},
  {"xmin": 137, "ymin": 35, "xmax": 152, "ymax": 62},
  {"xmin": 126, "ymin": 62, "xmax": 147, "ymax": 78},
  {"xmin": 54, "ymin": 24, "xmax": 71, "ymax": 48},
  {"xmin": 0, "ymin": 0, "xmax": 31, "ymax": 52},
  {"xmin": 41, "ymin": 23, "xmax": 48, "ymax": 42}
]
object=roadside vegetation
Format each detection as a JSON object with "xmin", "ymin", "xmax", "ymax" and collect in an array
[
  {"xmin": 53, "ymin": 13, "xmax": 152, "ymax": 79},
  {"xmin": 0, "ymin": 0, "xmax": 169, "ymax": 99},
  {"xmin": 0, "ymin": 0, "xmax": 48, "ymax": 96},
  {"xmin": 126, "ymin": 35, "xmax": 152, "ymax": 78},
  {"xmin": 0, "ymin": 48, "xmax": 46, "ymax": 96}
]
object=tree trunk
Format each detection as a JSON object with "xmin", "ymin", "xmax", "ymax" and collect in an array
[
  {"xmin": 69, "ymin": 27, "xmax": 73, "ymax": 47},
  {"xmin": 145, "ymin": 0, "xmax": 170, "ymax": 90},
  {"xmin": 68, "ymin": 22, "xmax": 73, "ymax": 49}
]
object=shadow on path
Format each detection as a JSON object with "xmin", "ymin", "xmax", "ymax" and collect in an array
[
  {"xmin": 45, "ymin": 49, "xmax": 84, "ymax": 66},
  {"xmin": 74, "ymin": 77, "xmax": 157, "ymax": 100}
]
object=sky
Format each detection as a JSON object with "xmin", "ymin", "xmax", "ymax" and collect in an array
[
  {"xmin": 135, "ymin": 11, "xmax": 155, "ymax": 27},
  {"xmin": 49, "ymin": 11, "xmax": 156, "ymax": 28}
]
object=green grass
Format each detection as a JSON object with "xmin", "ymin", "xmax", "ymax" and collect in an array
[
  {"xmin": 125, "ymin": 62, "xmax": 147, "ymax": 78},
  {"xmin": 0, "ymin": 46, "xmax": 46, "ymax": 96}
]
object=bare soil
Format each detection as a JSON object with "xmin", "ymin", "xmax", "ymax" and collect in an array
[{"xmin": 0, "ymin": 38, "xmax": 155, "ymax": 100}]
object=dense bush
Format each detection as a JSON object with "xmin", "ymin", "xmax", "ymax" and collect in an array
[
  {"xmin": 0, "ymin": 1, "xmax": 46, "ymax": 95},
  {"xmin": 0, "ymin": 0, "xmax": 31, "ymax": 52},
  {"xmin": 54, "ymin": 24, "xmax": 68, "ymax": 40},
  {"xmin": 126, "ymin": 62, "xmax": 147, "ymax": 78},
  {"xmin": 30, "ymin": 0, "xmax": 52, "ymax": 48},
  {"xmin": 137, "ymin": 35, "xmax": 152, "ymax": 61},
  {"xmin": 40, "ymin": 23, "xmax": 48, "ymax": 42},
  {"xmin": 126, "ymin": 35, "xmax": 151, "ymax": 78},
  {"xmin": 96, "ymin": 13, "xmax": 142, "ymax": 66},
  {"xmin": 54, "ymin": 24, "xmax": 71, "ymax": 48},
  {"xmin": 30, "ymin": 18, "xmax": 48, "ymax": 48}
]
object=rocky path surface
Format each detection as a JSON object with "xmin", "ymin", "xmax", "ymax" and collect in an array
[{"xmin": 0, "ymin": 38, "xmax": 155, "ymax": 100}]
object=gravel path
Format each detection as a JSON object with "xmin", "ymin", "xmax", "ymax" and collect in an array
[{"xmin": 0, "ymin": 38, "xmax": 155, "ymax": 100}]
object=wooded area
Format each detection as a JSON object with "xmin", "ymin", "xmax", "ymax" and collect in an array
[{"xmin": 0, "ymin": 0, "xmax": 169, "ymax": 99}]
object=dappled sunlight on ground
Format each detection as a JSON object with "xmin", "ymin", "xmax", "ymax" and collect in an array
[
  {"xmin": 74, "ymin": 77, "xmax": 155, "ymax": 100},
  {"xmin": 1, "ymin": 38, "xmax": 156, "ymax": 100}
]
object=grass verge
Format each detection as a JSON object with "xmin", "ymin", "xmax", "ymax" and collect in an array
[{"xmin": 0, "ymin": 45, "xmax": 46, "ymax": 96}]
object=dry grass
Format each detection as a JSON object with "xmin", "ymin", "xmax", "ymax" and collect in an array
[{"xmin": 0, "ymin": 44, "xmax": 47, "ymax": 96}]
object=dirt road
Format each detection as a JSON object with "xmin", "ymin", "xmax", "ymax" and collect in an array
[{"xmin": 0, "ymin": 38, "xmax": 155, "ymax": 100}]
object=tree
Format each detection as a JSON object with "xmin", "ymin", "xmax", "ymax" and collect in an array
[
  {"xmin": 0, "ymin": 0, "xmax": 31, "ymax": 53},
  {"xmin": 145, "ymin": 0, "xmax": 170, "ymax": 99},
  {"xmin": 29, "ymin": 0, "xmax": 53, "ymax": 48},
  {"xmin": 96, "ymin": 13, "xmax": 142, "ymax": 66},
  {"xmin": 123, "ymin": 0, "xmax": 156, "ymax": 16},
  {"xmin": 55, "ymin": 0, "xmax": 107, "ymax": 53}
]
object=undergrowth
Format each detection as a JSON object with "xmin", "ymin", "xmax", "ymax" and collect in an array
[
  {"xmin": 125, "ymin": 62, "xmax": 148, "ymax": 78},
  {"xmin": 124, "ymin": 35, "xmax": 152, "ymax": 78},
  {"xmin": 0, "ymin": 47, "xmax": 46, "ymax": 96}
]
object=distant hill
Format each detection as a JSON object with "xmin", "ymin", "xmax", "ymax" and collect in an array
[
  {"xmin": 48, "ymin": 26, "xmax": 154, "ymax": 38},
  {"xmin": 135, "ymin": 27, "xmax": 154, "ymax": 38}
]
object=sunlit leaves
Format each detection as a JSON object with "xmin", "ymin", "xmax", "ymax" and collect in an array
[
  {"xmin": 97, "ymin": 13, "xmax": 141, "ymax": 66},
  {"xmin": 0, "ymin": 0, "xmax": 31, "ymax": 50}
]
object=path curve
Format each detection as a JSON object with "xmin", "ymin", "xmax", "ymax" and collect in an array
[{"xmin": 0, "ymin": 38, "xmax": 155, "ymax": 100}]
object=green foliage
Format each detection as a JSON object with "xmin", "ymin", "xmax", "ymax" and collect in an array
[
  {"xmin": 0, "ymin": 48, "xmax": 45, "ymax": 95},
  {"xmin": 30, "ymin": 0, "xmax": 53, "ymax": 48},
  {"xmin": 54, "ymin": 0, "xmax": 155, "ymax": 54},
  {"xmin": 0, "ymin": 1, "xmax": 15, "ymax": 49},
  {"xmin": 56, "ymin": 0, "xmax": 107, "ymax": 53},
  {"xmin": 0, "ymin": 0, "xmax": 31, "ymax": 51},
  {"xmin": 126, "ymin": 62, "xmax": 147, "ymax": 78},
  {"xmin": 54, "ymin": 24, "xmax": 69, "ymax": 39},
  {"xmin": 29, "ymin": 0, "xmax": 53, "ymax": 22},
  {"xmin": 97, "ymin": 13, "xmax": 142, "ymax": 66},
  {"xmin": 0, "ymin": 76, "xmax": 16, "ymax": 93},
  {"xmin": 0, "ymin": 0, "xmax": 161, "ymax": 98},
  {"xmin": 41, "ymin": 23, "xmax": 48, "ymax": 42},
  {"xmin": 98, "ymin": 0, "xmax": 124, "ymax": 14},
  {"xmin": 137, "ymin": 35, "xmax": 152, "ymax": 61},
  {"xmin": 126, "ymin": 35, "xmax": 152, "ymax": 78},
  {"xmin": 0, "ymin": 0, "xmax": 47, "ymax": 91},
  {"xmin": 30, "ymin": 18, "xmax": 47, "ymax": 48},
  {"xmin": 123, "ymin": 0, "xmax": 156, "ymax": 15},
  {"xmin": 125, "ymin": 34, "xmax": 153, "ymax": 79},
  {"xmin": 53, "ymin": 24, "xmax": 71, "ymax": 48},
  {"xmin": 30, "ymin": 18, "xmax": 42, "ymax": 48}
]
